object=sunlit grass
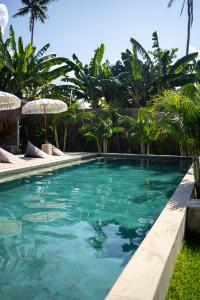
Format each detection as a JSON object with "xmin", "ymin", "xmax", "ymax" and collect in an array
[{"xmin": 166, "ymin": 234, "xmax": 200, "ymax": 300}]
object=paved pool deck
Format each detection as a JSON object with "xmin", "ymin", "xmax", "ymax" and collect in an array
[{"xmin": 0, "ymin": 152, "xmax": 98, "ymax": 181}]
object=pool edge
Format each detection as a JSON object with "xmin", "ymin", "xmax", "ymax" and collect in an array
[
  {"xmin": 106, "ymin": 163, "xmax": 194, "ymax": 300},
  {"xmin": 0, "ymin": 153, "xmax": 99, "ymax": 183}
]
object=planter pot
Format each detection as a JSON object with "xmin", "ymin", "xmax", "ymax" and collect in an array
[{"xmin": 42, "ymin": 144, "xmax": 53, "ymax": 155}]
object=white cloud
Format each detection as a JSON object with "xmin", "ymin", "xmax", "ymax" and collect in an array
[
  {"xmin": 189, "ymin": 45, "xmax": 200, "ymax": 54},
  {"xmin": 0, "ymin": 4, "xmax": 9, "ymax": 34}
]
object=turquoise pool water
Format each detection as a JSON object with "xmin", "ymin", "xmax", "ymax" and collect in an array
[{"xmin": 0, "ymin": 158, "xmax": 190, "ymax": 300}]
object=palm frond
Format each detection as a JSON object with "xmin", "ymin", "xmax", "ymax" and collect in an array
[
  {"xmin": 130, "ymin": 38, "xmax": 153, "ymax": 67},
  {"xmin": 170, "ymin": 52, "xmax": 198, "ymax": 74},
  {"xmin": 34, "ymin": 43, "xmax": 50, "ymax": 60},
  {"xmin": 89, "ymin": 44, "xmax": 105, "ymax": 76}
]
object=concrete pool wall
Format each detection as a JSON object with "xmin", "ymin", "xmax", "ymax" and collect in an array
[
  {"xmin": 104, "ymin": 155, "xmax": 194, "ymax": 300},
  {"xmin": 0, "ymin": 152, "xmax": 195, "ymax": 300}
]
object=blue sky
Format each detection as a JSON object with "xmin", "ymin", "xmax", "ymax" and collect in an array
[{"xmin": 2, "ymin": 0, "xmax": 200, "ymax": 63}]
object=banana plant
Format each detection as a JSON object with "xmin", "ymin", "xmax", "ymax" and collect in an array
[
  {"xmin": 62, "ymin": 44, "xmax": 127, "ymax": 108},
  {"xmin": 0, "ymin": 26, "xmax": 69, "ymax": 99},
  {"xmin": 118, "ymin": 32, "xmax": 198, "ymax": 107},
  {"xmin": 149, "ymin": 31, "xmax": 198, "ymax": 93}
]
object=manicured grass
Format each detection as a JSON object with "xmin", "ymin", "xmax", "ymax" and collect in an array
[{"xmin": 166, "ymin": 234, "xmax": 200, "ymax": 300}]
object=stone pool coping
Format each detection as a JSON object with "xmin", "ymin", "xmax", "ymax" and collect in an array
[
  {"xmin": 0, "ymin": 152, "xmax": 194, "ymax": 299},
  {"xmin": 106, "ymin": 158, "xmax": 194, "ymax": 300},
  {"xmin": 0, "ymin": 152, "xmax": 188, "ymax": 181},
  {"xmin": 0, "ymin": 152, "xmax": 98, "ymax": 183}
]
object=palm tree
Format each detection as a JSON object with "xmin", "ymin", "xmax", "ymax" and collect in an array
[
  {"xmin": 153, "ymin": 89, "xmax": 200, "ymax": 195},
  {"xmin": 168, "ymin": 0, "xmax": 193, "ymax": 55},
  {"xmin": 80, "ymin": 103, "xmax": 124, "ymax": 153},
  {"xmin": 13, "ymin": 0, "xmax": 57, "ymax": 45},
  {"xmin": 124, "ymin": 108, "xmax": 161, "ymax": 154},
  {"xmin": 61, "ymin": 102, "xmax": 82, "ymax": 152}
]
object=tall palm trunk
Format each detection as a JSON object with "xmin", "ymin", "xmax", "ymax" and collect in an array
[
  {"xmin": 97, "ymin": 140, "xmax": 102, "ymax": 153},
  {"xmin": 103, "ymin": 139, "xmax": 108, "ymax": 153},
  {"xmin": 54, "ymin": 126, "xmax": 59, "ymax": 149},
  {"xmin": 193, "ymin": 154, "xmax": 200, "ymax": 197},
  {"xmin": 168, "ymin": 0, "xmax": 193, "ymax": 55},
  {"xmin": 140, "ymin": 141, "xmax": 145, "ymax": 154},
  {"xmin": 63, "ymin": 126, "xmax": 67, "ymax": 152},
  {"xmin": 128, "ymin": 144, "xmax": 131, "ymax": 153},
  {"xmin": 114, "ymin": 134, "xmax": 121, "ymax": 153},
  {"xmin": 30, "ymin": 15, "xmax": 35, "ymax": 45},
  {"xmin": 147, "ymin": 143, "xmax": 150, "ymax": 155},
  {"xmin": 179, "ymin": 143, "xmax": 186, "ymax": 156},
  {"xmin": 186, "ymin": 0, "xmax": 192, "ymax": 55}
]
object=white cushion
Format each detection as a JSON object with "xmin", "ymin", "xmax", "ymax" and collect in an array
[
  {"xmin": 0, "ymin": 147, "xmax": 21, "ymax": 163},
  {"xmin": 25, "ymin": 141, "xmax": 49, "ymax": 158},
  {"xmin": 48, "ymin": 143, "xmax": 64, "ymax": 156}
]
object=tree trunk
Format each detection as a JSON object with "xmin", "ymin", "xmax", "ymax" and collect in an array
[
  {"xmin": 147, "ymin": 143, "xmax": 150, "ymax": 155},
  {"xmin": 54, "ymin": 126, "xmax": 59, "ymax": 149},
  {"xmin": 97, "ymin": 141, "xmax": 101, "ymax": 153},
  {"xmin": 179, "ymin": 143, "xmax": 184, "ymax": 156},
  {"xmin": 115, "ymin": 134, "xmax": 121, "ymax": 153},
  {"xmin": 140, "ymin": 141, "xmax": 145, "ymax": 154},
  {"xmin": 187, "ymin": 147, "xmax": 192, "ymax": 157},
  {"xmin": 103, "ymin": 139, "xmax": 108, "ymax": 153},
  {"xmin": 186, "ymin": 0, "xmax": 192, "ymax": 55},
  {"xmin": 193, "ymin": 154, "xmax": 200, "ymax": 197},
  {"xmin": 31, "ymin": 15, "xmax": 35, "ymax": 45},
  {"xmin": 63, "ymin": 126, "xmax": 67, "ymax": 152}
]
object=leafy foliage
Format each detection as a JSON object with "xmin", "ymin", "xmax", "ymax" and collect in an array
[
  {"xmin": 152, "ymin": 88, "xmax": 200, "ymax": 192},
  {"xmin": 80, "ymin": 103, "xmax": 124, "ymax": 152},
  {"xmin": 63, "ymin": 32, "xmax": 198, "ymax": 109},
  {"xmin": 0, "ymin": 26, "xmax": 69, "ymax": 100},
  {"xmin": 122, "ymin": 108, "xmax": 162, "ymax": 154}
]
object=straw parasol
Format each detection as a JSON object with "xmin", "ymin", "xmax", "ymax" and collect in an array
[
  {"xmin": 0, "ymin": 91, "xmax": 21, "ymax": 152},
  {"xmin": 22, "ymin": 98, "xmax": 68, "ymax": 143},
  {"xmin": 0, "ymin": 91, "xmax": 21, "ymax": 111},
  {"xmin": 0, "ymin": 91, "xmax": 21, "ymax": 136}
]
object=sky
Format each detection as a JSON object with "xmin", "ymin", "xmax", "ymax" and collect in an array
[{"xmin": 0, "ymin": 0, "xmax": 200, "ymax": 64}]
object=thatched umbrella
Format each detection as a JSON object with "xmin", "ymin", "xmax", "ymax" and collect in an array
[
  {"xmin": 0, "ymin": 91, "xmax": 21, "ymax": 151},
  {"xmin": 0, "ymin": 91, "xmax": 21, "ymax": 110},
  {"xmin": 22, "ymin": 99, "xmax": 68, "ymax": 144},
  {"xmin": 0, "ymin": 91, "xmax": 21, "ymax": 130}
]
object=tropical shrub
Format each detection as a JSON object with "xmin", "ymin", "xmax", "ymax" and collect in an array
[
  {"xmin": 122, "ymin": 107, "xmax": 162, "ymax": 154},
  {"xmin": 153, "ymin": 89, "xmax": 200, "ymax": 194},
  {"xmin": 80, "ymin": 102, "xmax": 124, "ymax": 153}
]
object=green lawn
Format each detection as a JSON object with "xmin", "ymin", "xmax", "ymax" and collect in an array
[{"xmin": 166, "ymin": 234, "xmax": 200, "ymax": 300}]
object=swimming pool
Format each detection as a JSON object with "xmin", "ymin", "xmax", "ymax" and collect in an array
[{"xmin": 0, "ymin": 157, "xmax": 191, "ymax": 300}]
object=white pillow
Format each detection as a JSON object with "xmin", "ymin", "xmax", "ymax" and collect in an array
[
  {"xmin": 25, "ymin": 141, "xmax": 49, "ymax": 158},
  {"xmin": 0, "ymin": 147, "xmax": 22, "ymax": 164},
  {"xmin": 48, "ymin": 143, "xmax": 64, "ymax": 156}
]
